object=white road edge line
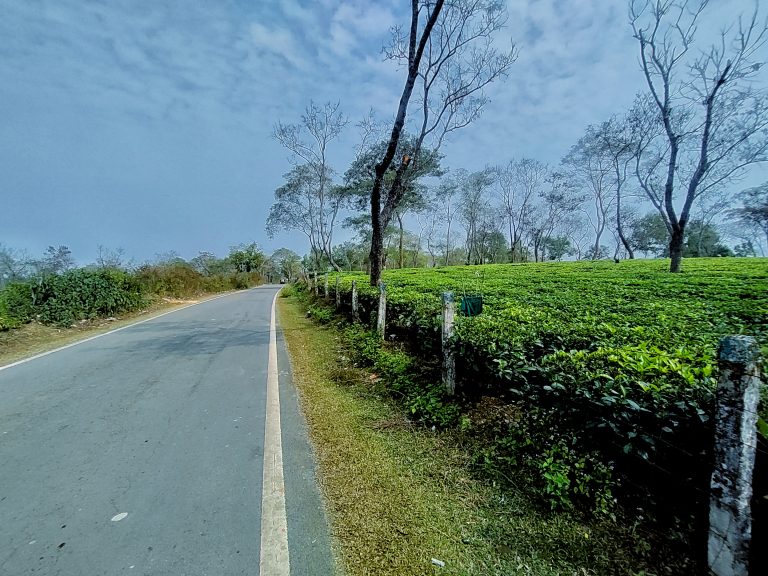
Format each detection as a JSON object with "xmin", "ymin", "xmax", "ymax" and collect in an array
[
  {"xmin": 0, "ymin": 291, "xmax": 239, "ymax": 372},
  {"xmin": 260, "ymin": 289, "xmax": 290, "ymax": 575}
]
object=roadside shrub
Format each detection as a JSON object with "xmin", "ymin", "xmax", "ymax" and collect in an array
[
  {"xmin": 35, "ymin": 269, "xmax": 145, "ymax": 327},
  {"xmin": 336, "ymin": 322, "xmax": 460, "ymax": 427},
  {"xmin": 468, "ymin": 398, "xmax": 616, "ymax": 513},
  {"xmin": 307, "ymin": 304, "xmax": 333, "ymax": 324},
  {"xmin": 135, "ymin": 264, "xmax": 261, "ymax": 297},
  {"xmin": 343, "ymin": 325, "xmax": 382, "ymax": 367},
  {"xmin": 134, "ymin": 263, "xmax": 203, "ymax": 297},
  {"xmin": 230, "ymin": 273, "xmax": 250, "ymax": 290},
  {"xmin": 0, "ymin": 281, "xmax": 35, "ymax": 323}
]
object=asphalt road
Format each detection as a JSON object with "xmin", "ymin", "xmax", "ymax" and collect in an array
[{"xmin": 0, "ymin": 286, "xmax": 334, "ymax": 576}]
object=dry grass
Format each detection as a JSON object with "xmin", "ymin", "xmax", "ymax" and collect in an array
[
  {"xmin": 277, "ymin": 295, "xmax": 652, "ymax": 576},
  {"xmin": 0, "ymin": 296, "xmax": 205, "ymax": 367}
]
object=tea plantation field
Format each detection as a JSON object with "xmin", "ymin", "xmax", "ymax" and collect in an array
[
  {"xmin": 334, "ymin": 258, "xmax": 766, "ymax": 359},
  {"xmin": 321, "ymin": 258, "xmax": 766, "ymax": 517}
]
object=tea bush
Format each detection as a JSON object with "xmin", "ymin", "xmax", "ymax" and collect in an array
[{"xmin": 313, "ymin": 259, "xmax": 767, "ymax": 515}]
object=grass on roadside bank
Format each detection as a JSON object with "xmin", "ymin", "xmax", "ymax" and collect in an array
[
  {"xmin": 278, "ymin": 292, "xmax": 675, "ymax": 576},
  {"xmin": 0, "ymin": 295, "xmax": 213, "ymax": 367}
]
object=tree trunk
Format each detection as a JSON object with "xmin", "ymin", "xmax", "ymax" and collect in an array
[
  {"xmin": 397, "ymin": 213, "xmax": 405, "ymax": 268},
  {"xmin": 367, "ymin": 0, "xmax": 445, "ymax": 286},
  {"xmin": 669, "ymin": 228, "xmax": 684, "ymax": 273},
  {"xmin": 616, "ymin": 194, "xmax": 634, "ymax": 259},
  {"xmin": 370, "ymin": 222, "xmax": 384, "ymax": 285},
  {"xmin": 592, "ymin": 227, "xmax": 603, "ymax": 260},
  {"xmin": 444, "ymin": 220, "xmax": 451, "ymax": 266}
]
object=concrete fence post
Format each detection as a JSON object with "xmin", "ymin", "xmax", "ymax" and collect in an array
[
  {"xmin": 313, "ymin": 272, "xmax": 318, "ymax": 296},
  {"xmin": 351, "ymin": 280, "xmax": 359, "ymax": 322},
  {"xmin": 335, "ymin": 276, "xmax": 340, "ymax": 308},
  {"xmin": 324, "ymin": 273, "xmax": 329, "ymax": 299},
  {"xmin": 442, "ymin": 292, "xmax": 456, "ymax": 395},
  {"xmin": 376, "ymin": 282, "xmax": 387, "ymax": 339},
  {"xmin": 708, "ymin": 335, "xmax": 762, "ymax": 576}
]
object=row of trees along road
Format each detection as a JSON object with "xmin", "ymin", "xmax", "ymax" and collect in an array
[
  {"xmin": 266, "ymin": 0, "xmax": 768, "ymax": 283},
  {"xmin": 0, "ymin": 243, "xmax": 306, "ymax": 288}
]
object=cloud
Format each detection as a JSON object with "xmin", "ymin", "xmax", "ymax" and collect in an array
[
  {"xmin": 1, "ymin": 0, "xmax": 765, "ymax": 263},
  {"xmin": 248, "ymin": 21, "xmax": 308, "ymax": 69}
]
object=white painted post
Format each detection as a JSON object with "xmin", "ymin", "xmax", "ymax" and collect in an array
[
  {"xmin": 442, "ymin": 292, "xmax": 456, "ymax": 395},
  {"xmin": 351, "ymin": 280, "xmax": 359, "ymax": 322},
  {"xmin": 313, "ymin": 272, "xmax": 318, "ymax": 296},
  {"xmin": 324, "ymin": 273, "xmax": 329, "ymax": 299},
  {"xmin": 708, "ymin": 335, "xmax": 762, "ymax": 576},
  {"xmin": 376, "ymin": 282, "xmax": 387, "ymax": 339},
  {"xmin": 335, "ymin": 276, "xmax": 340, "ymax": 308}
]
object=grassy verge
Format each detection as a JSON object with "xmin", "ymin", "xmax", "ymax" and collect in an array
[
  {"xmin": 278, "ymin": 292, "xmax": 678, "ymax": 576},
  {"xmin": 0, "ymin": 294, "xmax": 223, "ymax": 367}
]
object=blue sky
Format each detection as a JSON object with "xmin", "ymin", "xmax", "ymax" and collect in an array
[{"xmin": 0, "ymin": 0, "xmax": 764, "ymax": 264}]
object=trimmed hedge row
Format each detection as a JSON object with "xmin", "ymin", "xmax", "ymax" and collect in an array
[{"xmin": 308, "ymin": 259, "xmax": 767, "ymax": 523}]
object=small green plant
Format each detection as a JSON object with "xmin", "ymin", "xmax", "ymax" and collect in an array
[{"xmin": 307, "ymin": 304, "xmax": 333, "ymax": 324}]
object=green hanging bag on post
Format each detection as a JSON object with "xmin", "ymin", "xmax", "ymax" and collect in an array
[{"xmin": 460, "ymin": 295, "xmax": 483, "ymax": 316}]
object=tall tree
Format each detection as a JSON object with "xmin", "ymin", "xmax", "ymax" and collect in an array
[
  {"xmin": 343, "ymin": 135, "xmax": 442, "ymax": 268},
  {"xmin": 629, "ymin": 0, "xmax": 768, "ymax": 272},
  {"xmin": 458, "ymin": 168, "xmax": 497, "ymax": 264},
  {"xmin": 269, "ymin": 248, "xmax": 302, "ymax": 282},
  {"xmin": 541, "ymin": 236, "xmax": 572, "ymax": 261},
  {"xmin": 228, "ymin": 243, "xmax": 265, "ymax": 273},
  {"xmin": 597, "ymin": 117, "xmax": 637, "ymax": 259},
  {"xmin": 272, "ymin": 101, "xmax": 347, "ymax": 270},
  {"xmin": 496, "ymin": 158, "xmax": 548, "ymax": 262},
  {"xmin": 367, "ymin": 0, "xmax": 516, "ymax": 285},
  {"xmin": 682, "ymin": 220, "xmax": 732, "ymax": 257},
  {"xmin": 433, "ymin": 173, "xmax": 461, "ymax": 266},
  {"xmin": 564, "ymin": 128, "xmax": 616, "ymax": 260},
  {"xmin": 631, "ymin": 212, "xmax": 670, "ymax": 257},
  {"xmin": 267, "ymin": 164, "xmax": 345, "ymax": 271},
  {"xmin": 528, "ymin": 172, "xmax": 584, "ymax": 262},
  {"xmin": 0, "ymin": 244, "xmax": 31, "ymax": 286},
  {"xmin": 729, "ymin": 181, "xmax": 768, "ymax": 249},
  {"xmin": 37, "ymin": 245, "xmax": 74, "ymax": 276}
]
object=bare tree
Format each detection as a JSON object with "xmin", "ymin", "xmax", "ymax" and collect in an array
[
  {"xmin": 266, "ymin": 164, "xmax": 345, "ymax": 271},
  {"xmin": 0, "ymin": 244, "xmax": 31, "ymax": 286},
  {"xmin": 459, "ymin": 168, "xmax": 498, "ymax": 264},
  {"xmin": 496, "ymin": 158, "xmax": 548, "ymax": 262},
  {"xmin": 433, "ymin": 173, "xmax": 461, "ymax": 266},
  {"xmin": 96, "ymin": 245, "xmax": 127, "ymax": 270},
  {"xmin": 564, "ymin": 128, "xmax": 616, "ymax": 260},
  {"xmin": 528, "ymin": 172, "xmax": 584, "ymax": 262},
  {"xmin": 566, "ymin": 216, "xmax": 593, "ymax": 260},
  {"xmin": 367, "ymin": 0, "xmax": 516, "ymax": 285},
  {"xmin": 610, "ymin": 205, "xmax": 640, "ymax": 260},
  {"xmin": 36, "ymin": 245, "xmax": 75, "ymax": 276},
  {"xmin": 419, "ymin": 199, "xmax": 443, "ymax": 267},
  {"xmin": 729, "ymin": 181, "xmax": 768, "ymax": 250},
  {"xmin": 272, "ymin": 101, "xmax": 348, "ymax": 270},
  {"xmin": 629, "ymin": 0, "xmax": 768, "ymax": 272},
  {"xmin": 595, "ymin": 116, "xmax": 639, "ymax": 259}
]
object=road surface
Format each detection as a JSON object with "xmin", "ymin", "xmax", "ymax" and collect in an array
[{"xmin": 0, "ymin": 286, "xmax": 334, "ymax": 575}]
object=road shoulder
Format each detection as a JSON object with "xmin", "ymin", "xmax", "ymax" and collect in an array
[{"xmin": 276, "ymin": 296, "xmax": 337, "ymax": 576}]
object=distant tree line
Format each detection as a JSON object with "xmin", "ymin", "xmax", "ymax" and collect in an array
[
  {"xmin": 0, "ymin": 242, "xmax": 304, "ymax": 329},
  {"xmin": 266, "ymin": 0, "xmax": 768, "ymax": 279}
]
